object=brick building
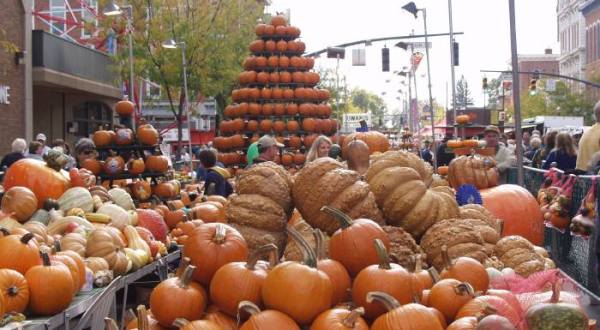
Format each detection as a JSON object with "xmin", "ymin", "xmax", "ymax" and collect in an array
[
  {"xmin": 0, "ymin": 0, "xmax": 120, "ymax": 156},
  {"xmin": 517, "ymin": 50, "xmax": 560, "ymax": 92},
  {"xmin": 0, "ymin": 0, "xmax": 33, "ymax": 154},
  {"xmin": 582, "ymin": 0, "xmax": 600, "ymax": 80}
]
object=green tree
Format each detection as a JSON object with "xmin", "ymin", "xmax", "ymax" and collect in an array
[
  {"xmin": 350, "ymin": 88, "xmax": 386, "ymax": 128},
  {"xmin": 485, "ymin": 78, "xmax": 501, "ymax": 109},
  {"xmin": 317, "ymin": 67, "xmax": 353, "ymax": 116},
  {"xmin": 100, "ymin": 0, "xmax": 263, "ymax": 157},
  {"xmin": 456, "ymin": 75, "xmax": 474, "ymax": 109}
]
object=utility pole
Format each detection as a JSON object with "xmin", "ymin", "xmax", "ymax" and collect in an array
[
  {"xmin": 509, "ymin": 0, "xmax": 524, "ymax": 186},
  {"xmin": 448, "ymin": 0, "xmax": 458, "ymax": 138}
]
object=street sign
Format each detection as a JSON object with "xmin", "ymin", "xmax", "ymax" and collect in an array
[
  {"xmin": 405, "ymin": 42, "xmax": 432, "ymax": 49},
  {"xmin": 498, "ymin": 111, "xmax": 506, "ymax": 122},
  {"xmin": 162, "ymin": 128, "xmax": 190, "ymax": 142}
]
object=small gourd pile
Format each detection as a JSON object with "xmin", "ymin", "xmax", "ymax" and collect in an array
[{"xmin": 215, "ymin": 14, "xmax": 338, "ymax": 169}]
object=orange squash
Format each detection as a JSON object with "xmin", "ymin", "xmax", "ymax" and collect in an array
[
  {"xmin": 4, "ymin": 159, "xmax": 70, "ymax": 208},
  {"xmin": 481, "ymin": 184, "xmax": 544, "ymax": 245}
]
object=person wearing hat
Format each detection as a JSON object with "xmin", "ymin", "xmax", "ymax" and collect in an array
[
  {"xmin": 484, "ymin": 125, "xmax": 515, "ymax": 180},
  {"xmin": 420, "ymin": 140, "xmax": 434, "ymax": 165},
  {"xmin": 74, "ymin": 138, "xmax": 97, "ymax": 168},
  {"xmin": 247, "ymin": 135, "xmax": 283, "ymax": 168},
  {"xmin": 36, "ymin": 133, "xmax": 51, "ymax": 156}
]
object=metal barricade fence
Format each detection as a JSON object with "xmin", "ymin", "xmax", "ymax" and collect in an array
[{"xmin": 507, "ymin": 166, "xmax": 599, "ymax": 295}]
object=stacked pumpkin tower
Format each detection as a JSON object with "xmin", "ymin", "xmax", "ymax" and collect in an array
[{"xmin": 214, "ymin": 15, "xmax": 338, "ymax": 170}]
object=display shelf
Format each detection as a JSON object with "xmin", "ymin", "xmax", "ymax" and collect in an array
[
  {"xmin": 95, "ymin": 144, "xmax": 158, "ymax": 152},
  {"xmin": 229, "ymin": 98, "xmax": 329, "ymax": 105},
  {"xmin": 238, "ymin": 82, "xmax": 318, "ymax": 89},
  {"xmin": 250, "ymin": 50, "xmax": 305, "ymax": 57},
  {"xmin": 245, "ymin": 66, "xmax": 312, "ymax": 73},
  {"xmin": 98, "ymin": 172, "xmax": 167, "ymax": 181},
  {"xmin": 258, "ymin": 35, "xmax": 299, "ymax": 42},
  {"xmin": 222, "ymin": 115, "xmax": 333, "ymax": 121}
]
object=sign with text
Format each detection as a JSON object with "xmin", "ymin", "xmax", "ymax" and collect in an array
[
  {"xmin": 0, "ymin": 85, "xmax": 10, "ymax": 104},
  {"xmin": 342, "ymin": 113, "xmax": 371, "ymax": 132}
]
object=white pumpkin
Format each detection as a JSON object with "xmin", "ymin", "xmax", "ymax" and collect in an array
[
  {"xmin": 58, "ymin": 187, "xmax": 94, "ymax": 213},
  {"xmin": 108, "ymin": 188, "xmax": 135, "ymax": 211},
  {"xmin": 97, "ymin": 204, "xmax": 130, "ymax": 230}
]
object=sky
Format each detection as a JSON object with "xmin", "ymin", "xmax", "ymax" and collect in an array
[{"xmin": 267, "ymin": 0, "xmax": 559, "ymax": 114}]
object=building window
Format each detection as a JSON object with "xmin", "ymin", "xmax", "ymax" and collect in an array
[
  {"xmin": 49, "ymin": 0, "xmax": 66, "ymax": 35},
  {"xmin": 81, "ymin": 0, "xmax": 98, "ymax": 39},
  {"xmin": 73, "ymin": 101, "xmax": 113, "ymax": 137}
]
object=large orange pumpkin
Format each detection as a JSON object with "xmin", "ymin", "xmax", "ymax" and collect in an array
[
  {"xmin": 93, "ymin": 130, "xmax": 113, "ymax": 147},
  {"xmin": 183, "ymin": 223, "xmax": 249, "ymax": 285},
  {"xmin": 342, "ymin": 132, "xmax": 390, "ymax": 158},
  {"xmin": 190, "ymin": 203, "xmax": 226, "ymax": 223},
  {"xmin": 480, "ymin": 184, "xmax": 544, "ymax": 245},
  {"xmin": 25, "ymin": 251, "xmax": 74, "ymax": 315},
  {"xmin": 82, "ymin": 158, "xmax": 103, "ymax": 175},
  {"xmin": 146, "ymin": 155, "xmax": 169, "ymax": 173},
  {"xmin": 4, "ymin": 159, "xmax": 70, "ymax": 208}
]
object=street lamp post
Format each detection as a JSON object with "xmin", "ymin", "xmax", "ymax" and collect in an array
[
  {"xmin": 448, "ymin": 0, "xmax": 458, "ymax": 138},
  {"xmin": 103, "ymin": 2, "xmax": 135, "ymax": 129},
  {"xmin": 162, "ymin": 39, "xmax": 193, "ymax": 172},
  {"xmin": 403, "ymin": 2, "xmax": 437, "ymax": 171}
]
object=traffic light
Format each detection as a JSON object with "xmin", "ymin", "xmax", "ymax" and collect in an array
[
  {"xmin": 382, "ymin": 47, "xmax": 390, "ymax": 72},
  {"xmin": 533, "ymin": 70, "xmax": 540, "ymax": 80},
  {"xmin": 453, "ymin": 42, "xmax": 459, "ymax": 66},
  {"xmin": 529, "ymin": 79, "xmax": 537, "ymax": 95},
  {"xmin": 482, "ymin": 77, "xmax": 488, "ymax": 89}
]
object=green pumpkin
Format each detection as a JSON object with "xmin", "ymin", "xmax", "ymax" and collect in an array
[{"xmin": 526, "ymin": 302, "xmax": 587, "ymax": 330}]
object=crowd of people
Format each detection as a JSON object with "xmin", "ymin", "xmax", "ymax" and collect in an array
[
  {"xmin": 6, "ymin": 101, "xmax": 600, "ymax": 200},
  {"xmin": 431, "ymin": 101, "xmax": 600, "ymax": 176}
]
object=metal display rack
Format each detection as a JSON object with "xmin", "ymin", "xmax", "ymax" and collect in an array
[{"xmin": 22, "ymin": 250, "xmax": 181, "ymax": 330}]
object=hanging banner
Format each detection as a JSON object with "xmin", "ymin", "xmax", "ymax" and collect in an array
[{"xmin": 411, "ymin": 52, "xmax": 424, "ymax": 71}]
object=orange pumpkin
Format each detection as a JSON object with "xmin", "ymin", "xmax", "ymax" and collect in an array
[
  {"xmin": 131, "ymin": 180, "xmax": 152, "ymax": 201},
  {"xmin": 104, "ymin": 154, "xmax": 125, "ymax": 175},
  {"xmin": 368, "ymin": 292, "xmax": 444, "ymax": 330},
  {"xmin": 115, "ymin": 100, "xmax": 135, "ymax": 117},
  {"xmin": 256, "ymin": 72, "xmax": 269, "ymax": 84},
  {"xmin": 26, "ymin": 252, "xmax": 74, "ymax": 315},
  {"xmin": 82, "ymin": 158, "xmax": 103, "ymax": 175},
  {"xmin": 352, "ymin": 239, "xmax": 416, "ymax": 319},
  {"xmin": 137, "ymin": 124, "xmax": 159, "ymax": 145},
  {"xmin": 150, "ymin": 265, "xmax": 208, "ymax": 327},
  {"xmin": 341, "ymin": 132, "xmax": 390, "ymax": 158},
  {"xmin": 93, "ymin": 130, "xmax": 113, "ymax": 147},
  {"xmin": 427, "ymin": 279, "xmax": 475, "ymax": 323},
  {"xmin": 260, "ymin": 88, "xmax": 272, "ymax": 100},
  {"xmin": 313, "ymin": 229, "xmax": 351, "ymax": 306},
  {"xmin": 1, "ymin": 186, "xmax": 38, "ymax": 223},
  {"xmin": 270, "ymin": 15, "xmax": 287, "ymax": 27},
  {"xmin": 190, "ymin": 203, "xmax": 226, "ymax": 223},
  {"xmin": 311, "ymin": 307, "xmax": 369, "ymax": 330},
  {"xmin": 456, "ymin": 115, "xmax": 470, "ymax": 125},
  {"xmin": 209, "ymin": 244, "xmax": 277, "ymax": 317},
  {"xmin": 261, "ymin": 104, "xmax": 273, "ymax": 116},
  {"xmin": 447, "ymin": 140, "xmax": 463, "ymax": 148},
  {"xmin": 146, "ymin": 155, "xmax": 169, "ymax": 173},
  {"xmin": 183, "ymin": 223, "xmax": 249, "ymax": 285},
  {"xmin": 115, "ymin": 128, "xmax": 134, "ymax": 145},
  {"xmin": 0, "ymin": 269, "xmax": 29, "ymax": 313},
  {"xmin": 129, "ymin": 157, "xmax": 146, "ymax": 175},
  {"xmin": 279, "ymin": 71, "xmax": 292, "ymax": 83},
  {"xmin": 481, "ymin": 184, "xmax": 544, "ymax": 245},
  {"xmin": 4, "ymin": 159, "xmax": 70, "ymax": 208},
  {"xmin": 439, "ymin": 246, "xmax": 489, "ymax": 293},
  {"xmin": 238, "ymin": 301, "xmax": 300, "ymax": 330}
]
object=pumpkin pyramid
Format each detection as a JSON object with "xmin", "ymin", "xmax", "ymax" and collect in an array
[{"xmin": 214, "ymin": 14, "xmax": 339, "ymax": 169}]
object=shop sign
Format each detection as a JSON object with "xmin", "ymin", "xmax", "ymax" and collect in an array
[{"xmin": 0, "ymin": 85, "xmax": 10, "ymax": 105}]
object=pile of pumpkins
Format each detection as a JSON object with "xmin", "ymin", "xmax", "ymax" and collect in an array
[
  {"xmin": 0, "ymin": 158, "xmax": 229, "ymax": 320},
  {"xmin": 82, "ymin": 123, "xmax": 170, "ymax": 178},
  {"xmin": 215, "ymin": 14, "xmax": 339, "ymax": 170},
  {"xmin": 121, "ymin": 209, "xmax": 588, "ymax": 330}
]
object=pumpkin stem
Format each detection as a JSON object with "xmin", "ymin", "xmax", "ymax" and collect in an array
[
  {"xmin": 320, "ymin": 206, "xmax": 353, "ymax": 229},
  {"xmin": 246, "ymin": 244, "xmax": 278, "ymax": 270},
  {"xmin": 455, "ymin": 282, "xmax": 476, "ymax": 297},
  {"xmin": 214, "ymin": 224, "xmax": 227, "ymax": 244},
  {"xmin": 176, "ymin": 257, "xmax": 191, "ymax": 276},
  {"xmin": 54, "ymin": 240, "xmax": 62, "ymax": 252},
  {"xmin": 43, "ymin": 199, "xmax": 60, "ymax": 211},
  {"xmin": 137, "ymin": 305, "xmax": 149, "ymax": 330},
  {"xmin": 374, "ymin": 239, "xmax": 392, "ymax": 270},
  {"xmin": 0, "ymin": 227, "xmax": 10, "ymax": 236},
  {"xmin": 104, "ymin": 318, "xmax": 119, "ymax": 330},
  {"xmin": 497, "ymin": 219, "xmax": 504, "ymax": 235},
  {"xmin": 366, "ymin": 291, "xmax": 401, "ymax": 311},
  {"xmin": 172, "ymin": 318, "xmax": 190, "ymax": 328},
  {"xmin": 481, "ymin": 303, "xmax": 497, "ymax": 316},
  {"xmin": 413, "ymin": 254, "xmax": 423, "ymax": 272},
  {"xmin": 237, "ymin": 300, "xmax": 261, "ymax": 325},
  {"xmin": 177, "ymin": 265, "xmax": 196, "ymax": 288},
  {"xmin": 40, "ymin": 251, "xmax": 51, "ymax": 266},
  {"xmin": 341, "ymin": 307, "xmax": 364, "ymax": 328},
  {"xmin": 428, "ymin": 267, "xmax": 441, "ymax": 283},
  {"xmin": 440, "ymin": 245, "xmax": 453, "ymax": 270},
  {"xmin": 287, "ymin": 225, "xmax": 318, "ymax": 268},
  {"xmin": 20, "ymin": 232, "xmax": 35, "ymax": 245},
  {"xmin": 313, "ymin": 229, "xmax": 327, "ymax": 260}
]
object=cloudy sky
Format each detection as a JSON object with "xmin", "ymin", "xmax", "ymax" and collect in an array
[{"xmin": 268, "ymin": 0, "xmax": 559, "ymax": 113}]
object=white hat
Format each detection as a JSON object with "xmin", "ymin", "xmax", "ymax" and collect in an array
[{"xmin": 36, "ymin": 133, "xmax": 47, "ymax": 141}]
